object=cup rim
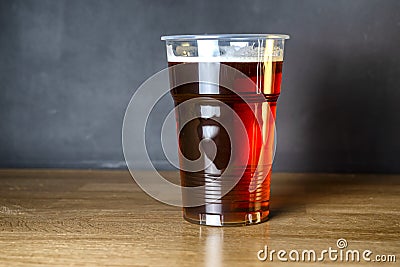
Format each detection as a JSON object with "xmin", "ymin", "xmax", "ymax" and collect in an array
[{"xmin": 161, "ymin": 33, "xmax": 290, "ymax": 41}]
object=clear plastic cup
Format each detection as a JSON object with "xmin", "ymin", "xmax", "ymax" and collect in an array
[{"xmin": 161, "ymin": 34, "xmax": 289, "ymax": 226}]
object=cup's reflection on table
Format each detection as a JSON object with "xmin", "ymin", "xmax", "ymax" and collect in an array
[{"xmin": 162, "ymin": 34, "xmax": 289, "ymax": 226}]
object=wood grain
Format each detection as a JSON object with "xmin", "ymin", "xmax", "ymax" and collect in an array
[{"xmin": 0, "ymin": 169, "xmax": 399, "ymax": 266}]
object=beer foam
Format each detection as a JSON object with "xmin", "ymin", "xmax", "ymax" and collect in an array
[
  {"xmin": 167, "ymin": 55, "xmax": 283, "ymax": 62},
  {"xmin": 166, "ymin": 45, "xmax": 284, "ymax": 62}
]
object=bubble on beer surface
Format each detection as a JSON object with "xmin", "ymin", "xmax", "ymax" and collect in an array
[
  {"xmin": 219, "ymin": 46, "xmax": 236, "ymax": 57},
  {"xmin": 175, "ymin": 44, "xmax": 197, "ymax": 57}
]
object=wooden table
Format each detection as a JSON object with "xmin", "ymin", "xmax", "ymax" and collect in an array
[{"xmin": 0, "ymin": 169, "xmax": 398, "ymax": 266}]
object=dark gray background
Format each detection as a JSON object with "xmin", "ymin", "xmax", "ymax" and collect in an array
[{"xmin": 1, "ymin": 0, "xmax": 399, "ymax": 172}]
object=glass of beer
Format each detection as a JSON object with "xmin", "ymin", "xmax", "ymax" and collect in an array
[{"xmin": 161, "ymin": 34, "xmax": 289, "ymax": 226}]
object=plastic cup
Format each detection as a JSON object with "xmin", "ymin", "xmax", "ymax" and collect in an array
[{"xmin": 161, "ymin": 34, "xmax": 289, "ymax": 226}]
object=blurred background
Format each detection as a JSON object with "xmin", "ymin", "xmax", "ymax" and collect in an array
[{"xmin": 1, "ymin": 0, "xmax": 399, "ymax": 173}]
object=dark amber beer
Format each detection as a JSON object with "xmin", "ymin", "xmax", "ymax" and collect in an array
[{"xmin": 162, "ymin": 34, "xmax": 289, "ymax": 226}]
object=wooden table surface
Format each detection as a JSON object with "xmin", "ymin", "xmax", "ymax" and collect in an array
[{"xmin": 0, "ymin": 169, "xmax": 398, "ymax": 266}]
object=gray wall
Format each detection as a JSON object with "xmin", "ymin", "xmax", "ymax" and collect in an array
[{"xmin": 1, "ymin": 0, "xmax": 400, "ymax": 172}]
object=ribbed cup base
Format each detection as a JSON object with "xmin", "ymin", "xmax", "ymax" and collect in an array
[{"xmin": 183, "ymin": 206, "xmax": 270, "ymax": 226}]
